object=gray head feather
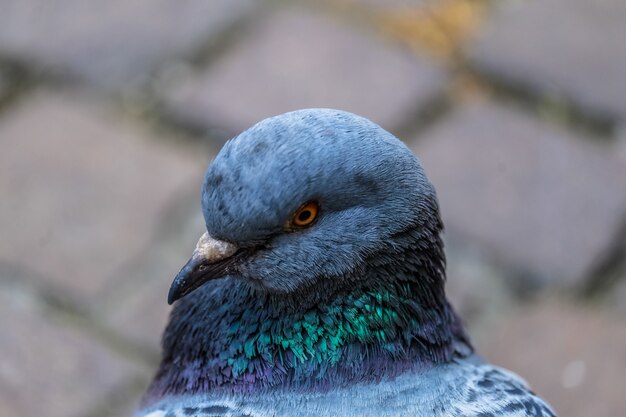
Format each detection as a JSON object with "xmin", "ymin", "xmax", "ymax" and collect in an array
[{"xmin": 201, "ymin": 108, "xmax": 439, "ymax": 293}]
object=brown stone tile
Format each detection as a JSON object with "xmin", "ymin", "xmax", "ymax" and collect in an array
[
  {"xmin": 335, "ymin": 0, "xmax": 433, "ymax": 8},
  {"xmin": 0, "ymin": 91, "xmax": 206, "ymax": 299},
  {"xmin": 0, "ymin": 285, "xmax": 146, "ymax": 417},
  {"xmin": 468, "ymin": 0, "xmax": 626, "ymax": 121},
  {"xmin": 100, "ymin": 201, "xmax": 207, "ymax": 350},
  {"xmin": 476, "ymin": 300, "xmax": 626, "ymax": 417},
  {"xmin": 163, "ymin": 6, "xmax": 447, "ymax": 137},
  {"xmin": 412, "ymin": 102, "xmax": 626, "ymax": 287},
  {"xmin": 0, "ymin": 0, "xmax": 256, "ymax": 88}
]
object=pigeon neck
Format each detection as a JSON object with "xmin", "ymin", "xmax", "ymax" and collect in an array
[{"xmin": 145, "ymin": 228, "xmax": 471, "ymax": 401}]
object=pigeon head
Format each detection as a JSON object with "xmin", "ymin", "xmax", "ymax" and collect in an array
[
  {"xmin": 146, "ymin": 109, "xmax": 468, "ymax": 399},
  {"xmin": 168, "ymin": 109, "xmax": 442, "ymax": 304}
]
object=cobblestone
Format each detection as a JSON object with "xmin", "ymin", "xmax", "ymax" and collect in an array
[
  {"xmin": 412, "ymin": 101, "xmax": 626, "ymax": 288},
  {"xmin": 0, "ymin": 91, "xmax": 204, "ymax": 299},
  {"xmin": 0, "ymin": 283, "xmax": 146, "ymax": 417},
  {"xmin": 100, "ymin": 192, "xmax": 207, "ymax": 349},
  {"xmin": 163, "ymin": 6, "xmax": 447, "ymax": 137},
  {"xmin": 337, "ymin": 0, "xmax": 433, "ymax": 8},
  {"xmin": 0, "ymin": 0, "xmax": 256, "ymax": 89},
  {"xmin": 1, "ymin": 2, "xmax": 625, "ymax": 416},
  {"xmin": 0, "ymin": 70, "xmax": 7, "ymax": 99},
  {"xmin": 477, "ymin": 300, "xmax": 626, "ymax": 417},
  {"xmin": 468, "ymin": 0, "xmax": 626, "ymax": 121}
]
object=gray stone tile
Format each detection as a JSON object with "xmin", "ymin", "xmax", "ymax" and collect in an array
[
  {"xmin": 615, "ymin": 277, "xmax": 626, "ymax": 314},
  {"xmin": 99, "ymin": 191, "xmax": 208, "ymax": 350},
  {"xmin": 468, "ymin": 0, "xmax": 626, "ymax": 121},
  {"xmin": 0, "ymin": 284, "xmax": 146, "ymax": 417},
  {"xmin": 411, "ymin": 101, "xmax": 626, "ymax": 288},
  {"xmin": 163, "ymin": 7, "xmax": 447, "ymax": 137},
  {"xmin": 0, "ymin": 0, "xmax": 255, "ymax": 89},
  {"xmin": 444, "ymin": 241, "xmax": 515, "ymax": 331},
  {"xmin": 477, "ymin": 300, "xmax": 626, "ymax": 417},
  {"xmin": 0, "ymin": 91, "xmax": 206, "ymax": 299}
]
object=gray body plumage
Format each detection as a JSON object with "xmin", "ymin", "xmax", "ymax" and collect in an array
[
  {"xmin": 136, "ymin": 109, "xmax": 556, "ymax": 417},
  {"xmin": 139, "ymin": 357, "xmax": 554, "ymax": 417}
]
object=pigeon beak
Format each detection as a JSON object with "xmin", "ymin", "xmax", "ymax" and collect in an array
[{"xmin": 168, "ymin": 232, "xmax": 238, "ymax": 304}]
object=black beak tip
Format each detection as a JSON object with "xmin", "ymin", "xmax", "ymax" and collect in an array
[
  {"xmin": 166, "ymin": 246, "xmax": 238, "ymax": 305},
  {"xmin": 167, "ymin": 264, "xmax": 192, "ymax": 305},
  {"xmin": 167, "ymin": 276, "xmax": 185, "ymax": 305},
  {"xmin": 167, "ymin": 286, "xmax": 179, "ymax": 305}
]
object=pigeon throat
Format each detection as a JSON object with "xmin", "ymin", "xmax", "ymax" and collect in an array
[{"xmin": 146, "ymin": 235, "xmax": 471, "ymax": 400}]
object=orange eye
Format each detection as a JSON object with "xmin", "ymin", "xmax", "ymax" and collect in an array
[{"xmin": 292, "ymin": 201, "xmax": 319, "ymax": 227}]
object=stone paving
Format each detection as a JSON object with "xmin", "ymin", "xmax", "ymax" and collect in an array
[
  {"xmin": 469, "ymin": 0, "xmax": 626, "ymax": 122},
  {"xmin": 162, "ymin": 6, "xmax": 447, "ymax": 138},
  {"xmin": 0, "ymin": 0, "xmax": 258, "ymax": 89},
  {"xmin": 413, "ymin": 101, "xmax": 626, "ymax": 288},
  {"xmin": 0, "ymin": 1, "xmax": 625, "ymax": 416}
]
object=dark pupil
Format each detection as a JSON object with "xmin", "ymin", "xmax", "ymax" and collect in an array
[{"xmin": 298, "ymin": 210, "xmax": 312, "ymax": 222}]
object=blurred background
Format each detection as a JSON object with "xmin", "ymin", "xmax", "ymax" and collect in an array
[{"xmin": 1, "ymin": 0, "xmax": 625, "ymax": 416}]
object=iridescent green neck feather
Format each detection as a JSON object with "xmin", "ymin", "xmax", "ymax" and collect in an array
[{"xmin": 145, "ymin": 228, "xmax": 472, "ymax": 400}]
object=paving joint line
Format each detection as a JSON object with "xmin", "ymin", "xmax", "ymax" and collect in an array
[
  {"xmin": 184, "ymin": 0, "xmax": 291, "ymax": 69},
  {"xmin": 0, "ymin": 59, "xmax": 40, "ymax": 115},
  {"xmin": 42, "ymin": 288, "xmax": 161, "ymax": 367},
  {"xmin": 581, "ymin": 216, "xmax": 626, "ymax": 299},
  {"xmin": 397, "ymin": 91, "xmax": 453, "ymax": 142},
  {"xmin": 463, "ymin": 65, "xmax": 617, "ymax": 140},
  {"xmin": 0, "ymin": 260, "xmax": 160, "ymax": 368}
]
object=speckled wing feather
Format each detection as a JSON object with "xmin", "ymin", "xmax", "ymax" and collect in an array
[{"xmin": 446, "ymin": 364, "xmax": 556, "ymax": 417}]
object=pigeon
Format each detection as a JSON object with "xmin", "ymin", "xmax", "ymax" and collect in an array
[{"xmin": 136, "ymin": 109, "xmax": 556, "ymax": 417}]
